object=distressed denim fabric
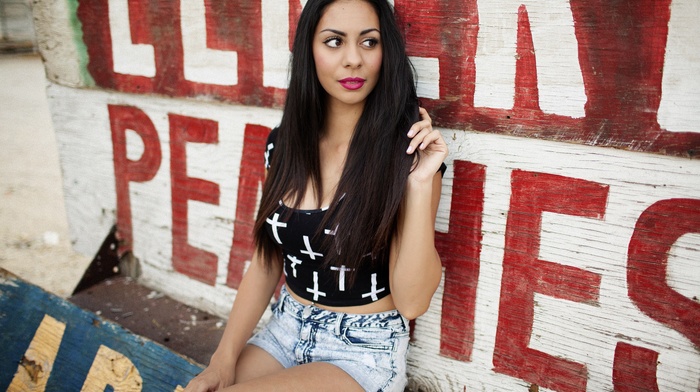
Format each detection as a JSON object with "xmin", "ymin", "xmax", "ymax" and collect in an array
[{"xmin": 248, "ymin": 286, "xmax": 410, "ymax": 391}]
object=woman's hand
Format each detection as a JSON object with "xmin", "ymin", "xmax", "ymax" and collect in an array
[
  {"xmin": 406, "ymin": 107, "xmax": 448, "ymax": 183},
  {"xmin": 183, "ymin": 362, "xmax": 234, "ymax": 392}
]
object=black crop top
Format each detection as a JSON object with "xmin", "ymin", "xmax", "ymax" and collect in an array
[
  {"xmin": 265, "ymin": 201, "xmax": 390, "ymax": 306},
  {"xmin": 263, "ymin": 128, "xmax": 446, "ymax": 306}
]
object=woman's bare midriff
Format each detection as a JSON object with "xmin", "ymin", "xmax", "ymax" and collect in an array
[{"xmin": 286, "ymin": 286, "xmax": 398, "ymax": 314}]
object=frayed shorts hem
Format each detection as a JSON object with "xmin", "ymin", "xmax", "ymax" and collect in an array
[{"xmin": 247, "ymin": 286, "xmax": 410, "ymax": 391}]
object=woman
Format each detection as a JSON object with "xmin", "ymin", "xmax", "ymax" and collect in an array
[{"xmin": 185, "ymin": 0, "xmax": 447, "ymax": 390}]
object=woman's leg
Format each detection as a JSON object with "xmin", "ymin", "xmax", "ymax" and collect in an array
[
  {"xmin": 234, "ymin": 344, "xmax": 284, "ymax": 383},
  {"xmin": 229, "ymin": 361, "xmax": 364, "ymax": 392}
]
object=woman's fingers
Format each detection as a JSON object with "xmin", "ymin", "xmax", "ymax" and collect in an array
[
  {"xmin": 407, "ymin": 107, "xmax": 435, "ymax": 153},
  {"xmin": 407, "ymin": 107, "xmax": 432, "ymax": 138},
  {"xmin": 407, "ymin": 127, "xmax": 441, "ymax": 154},
  {"xmin": 418, "ymin": 106, "xmax": 430, "ymax": 121},
  {"xmin": 405, "ymin": 108, "xmax": 448, "ymax": 182}
]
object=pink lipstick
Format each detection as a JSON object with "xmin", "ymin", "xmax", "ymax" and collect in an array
[{"xmin": 339, "ymin": 77, "xmax": 365, "ymax": 90}]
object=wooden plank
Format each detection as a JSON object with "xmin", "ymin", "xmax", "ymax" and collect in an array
[
  {"xmin": 44, "ymin": 84, "xmax": 700, "ymax": 391},
  {"xmin": 34, "ymin": 0, "xmax": 700, "ymax": 156},
  {"xmin": 28, "ymin": 0, "xmax": 700, "ymax": 390},
  {"xmin": 0, "ymin": 269, "xmax": 203, "ymax": 391}
]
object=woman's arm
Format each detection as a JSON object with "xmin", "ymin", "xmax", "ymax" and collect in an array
[
  {"xmin": 389, "ymin": 107, "xmax": 447, "ymax": 320},
  {"xmin": 184, "ymin": 252, "xmax": 282, "ymax": 391},
  {"xmin": 389, "ymin": 172, "xmax": 443, "ymax": 319}
]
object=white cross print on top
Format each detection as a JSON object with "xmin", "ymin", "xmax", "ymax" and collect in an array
[
  {"xmin": 266, "ymin": 213, "xmax": 287, "ymax": 244},
  {"xmin": 300, "ymin": 235, "xmax": 323, "ymax": 260},
  {"xmin": 306, "ymin": 271, "xmax": 327, "ymax": 302},
  {"xmin": 330, "ymin": 265, "xmax": 353, "ymax": 291},
  {"xmin": 264, "ymin": 142, "xmax": 274, "ymax": 168},
  {"xmin": 287, "ymin": 254, "xmax": 302, "ymax": 278},
  {"xmin": 361, "ymin": 273, "xmax": 386, "ymax": 302}
]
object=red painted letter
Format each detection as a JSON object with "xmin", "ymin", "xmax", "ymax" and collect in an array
[
  {"xmin": 109, "ymin": 105, "xmax": 161, "ymax": 256},
  {"xmin": 435, "ymin": 160, "xmax": 486, "ymax": 361},
  {"xmin": 395, "ymin": 0, "xmax": 477, "ymax": 122},
  {"xmin": 227, "ymin": 124, "xmax": 270, "ymax": 289},
  {"xmin": 612, "ymin": 342, "xmax": 660, "ymax": 392},
  {"xmin": 493, "ymin": 170, "xmax": 609, "ymax": 392},
  {"xmin": 169, "ymin": 114, "xmax": 220, "ymax": 285},
  {"xmin": 628, "ymin": 199, "xmax": 700, "ymax": 348}
]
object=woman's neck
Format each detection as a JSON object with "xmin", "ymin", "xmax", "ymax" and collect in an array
[{"xmin": 323, "ymin": 100, "xmax": 363, "ymax": 144}]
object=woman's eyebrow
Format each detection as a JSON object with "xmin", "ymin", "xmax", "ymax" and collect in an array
[
  {"xmin": 319, "ymin": 28, "xmax": 380, "ymax": 36},
  {"xmin": 360, "ymin": 28, "xmax": 380, "ymax": 35}
]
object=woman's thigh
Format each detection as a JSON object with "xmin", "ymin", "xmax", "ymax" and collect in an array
[
  {"xmin": 234, "ymin": 344, "xmax": 284, "ymax": 384},
  {"xmin": 229, "ymin": 361, "xmax": 363, "ymax": 392}
]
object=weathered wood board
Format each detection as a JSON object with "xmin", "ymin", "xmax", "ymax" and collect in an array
[
  {"xmin": 34, "ymin": 0, "xmax": 700, "ymax": 157},
  {"xmin": 0, "ymin": 269, "xmax": 203, "ymax": 391},
  {"xmin": 44, "ymin": 82, "xmax": 700, "ymax": 391}
]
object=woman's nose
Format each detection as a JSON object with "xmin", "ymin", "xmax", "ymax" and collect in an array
[{"xmin": 343, "ymin": 45, "xmax": 362, "ymax": 68}]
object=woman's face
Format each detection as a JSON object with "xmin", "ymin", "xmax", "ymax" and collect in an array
[{"xmin": 313, "ymin": 0, "xmax": 382, "ymax": 112}]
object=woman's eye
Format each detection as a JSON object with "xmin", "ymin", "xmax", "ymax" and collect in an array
[
  {"xmin": 324, "ymin": 37, "xmax": 342, "ymax": 48},
  {"xmin": 361, "ymin": 38, "xmax": 379, "ymax": 48}
]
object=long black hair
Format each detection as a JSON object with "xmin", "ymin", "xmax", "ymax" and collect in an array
[{"xmin": 253, "ymin": 0, "xmax": 418, "ymax": 284}]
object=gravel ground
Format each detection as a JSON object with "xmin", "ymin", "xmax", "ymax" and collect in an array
[{"xmin": 0, "ymin": 53, "xmax": 91, "ymax": 298}]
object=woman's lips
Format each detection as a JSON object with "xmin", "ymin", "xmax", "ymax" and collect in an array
[{"xmin": 339, "ymin": 77, "xmax": 365, "ymax": 90}]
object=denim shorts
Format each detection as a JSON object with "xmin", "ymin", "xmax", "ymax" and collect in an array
[{"xmin": 247, "ymin": 286, "xmax": 410, "ymax": 391}]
